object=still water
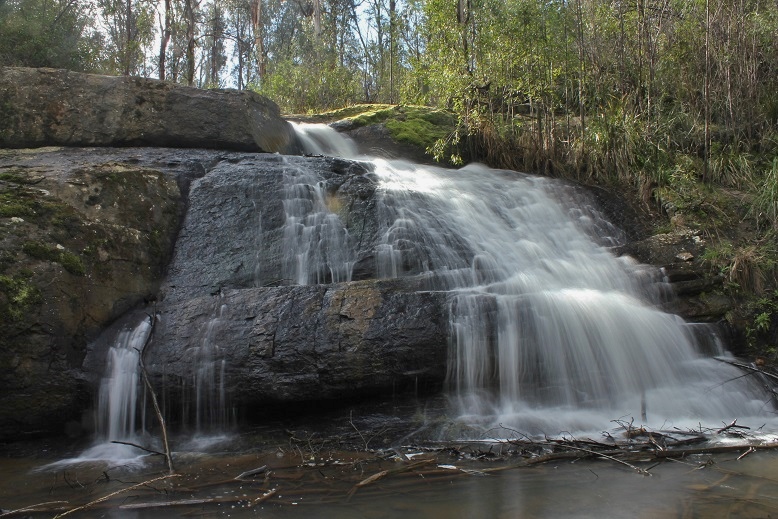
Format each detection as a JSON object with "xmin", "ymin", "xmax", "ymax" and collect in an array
[{"xmin": 2, "ymin": 397, "xmax": 777, "ymax": 518}]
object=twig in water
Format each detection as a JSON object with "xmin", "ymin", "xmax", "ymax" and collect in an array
[
  {"xmin": 53, "ymin": 473, "xmax": 180, "ymax": 518},
  {"xmin": 350, "ymin": 410, "xmax": 370, "ymax": 451},
  {"xmin": 250, "ymin": 488, "xmax": 278, "ymax": 508},
  {"xmin": 716, "ymin": 419, "xmax": 750, "ymax": 434},
  {"xmin": 0, "ymin": 501, "xmax": 69, "ymax": 518},
  {"xmin": 235, "ymin": 465, "xmax": 268, "ymax": 481},
  {"xmin": 557, "ymin": 444, "xmax": 652, "ymax": 476},
  {"xmin": 110, "ymin": 440, "xmax": 166, "ymax": 457}
]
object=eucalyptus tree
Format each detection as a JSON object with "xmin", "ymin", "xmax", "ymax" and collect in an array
[{"xmin": 201, "ymin": 0, "xmax": 227, "ymax": 86}]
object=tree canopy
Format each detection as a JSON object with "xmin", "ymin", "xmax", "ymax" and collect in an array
[{"xmin": 1, "ymin": 0, "xmax": 777, "ymax": 190}]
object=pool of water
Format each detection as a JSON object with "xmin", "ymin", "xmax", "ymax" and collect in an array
[{"xmin": 2, "ymin": 399, "xmax": 778, "ymax": 518}]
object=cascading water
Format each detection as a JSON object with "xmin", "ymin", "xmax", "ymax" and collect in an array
[
  {"xmin": 68, "ymin": 318, "xmax": 154, "ymax": 464},
  {"xmin": 184, "ymin": 300, "xmax": 230, "ymax": 432},
  {"xmin": 96, "ymin": 319, "xmax": 151, "ymax": 442},
  {"xmin": 281, "ymin": 163, "xmax": 355, "ymax": 284},
  {"xmin": 296, "ymin": 125, "xmax": 774, "ymax": 435},
  {"xmin": 281, "ymin": 127, "xmax": 357, "ymax": 285}
]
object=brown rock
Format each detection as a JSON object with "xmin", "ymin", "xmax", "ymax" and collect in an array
[{"xmin": 0, "ymin": 67, "xmax": 301, "ymax": 154}]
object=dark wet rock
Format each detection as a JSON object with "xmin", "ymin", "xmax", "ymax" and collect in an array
[
  {"xmin": 0, "ymin": 147, "xmax": 298, "ymax": 439},
  {"xmin": 161, "ymin": 155, "xmax": 380, "ymax": 302},
  {"xmin": 0, "ymin": 67, "xmax": 301, "ymax": 154},
  {"xmin": 145, "ymin": 279, "xmax": 448, "ymax": 412},
  {"xmin": 0, "ymin": 147, "xmax": 194, "ymax": 439},
  {"xmin": 0, "ymin": 143, "xmax": 436, "ymax": 439}
]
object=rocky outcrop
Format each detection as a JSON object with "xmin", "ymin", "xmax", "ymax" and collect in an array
[
  {"xmin": 0, "ymin": 67, "xmax": 301, "ymax": 154},
  {"xmin": 1, "ymin": 146, "xmax": 451, "ymax": 439},
  {"xmin": 161, "ymin": 154, "xmax": 380, "ymax": 303},
  {"xmin": 0, "ymin": 147, "xmax": 203, "ymax": 438},
  {"xmin": 618, "ymin": 229, "xmax": 734, "ymax": 325}
]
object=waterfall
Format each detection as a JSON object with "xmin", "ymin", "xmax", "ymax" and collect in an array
[
  {"xmin": 295, "ymin": 125, "xmax": 773, "ymax": 434},
  {"xmin": 184, "ymin": 301, "xmax": 230, "ymax": 432},
  {"xmin": 95, "ymin": 318, "xmax": 151, "ymax": 441},
  {"xmin": 281, "ymin": 159, "xmax": 356, "ymax": 284}
]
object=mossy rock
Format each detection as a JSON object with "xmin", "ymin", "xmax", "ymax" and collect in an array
[
  {"xmin": 0, "ymin": 150, "xmax": 184, "ymax": 439},
  {"xmin": 297, "ymin": 104, "xmax": 458, "ymax": 162}
]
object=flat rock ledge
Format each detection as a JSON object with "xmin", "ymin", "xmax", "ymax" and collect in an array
[{"xmin": 0, "ymin": 67, "xmax": 301, "ymax": 154}]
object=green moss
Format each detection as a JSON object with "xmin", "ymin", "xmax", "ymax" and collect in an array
[
  {"xmin": 385, "ymin": 112, "xmax": 456, "ymax": 150},
  {"xmin": 22, "ymin": 241, "xmax": 85, "ymax": 276},
  {"xmin": 0, "ymin": 272, "xmax": 41, "ymax": 321},
  {"xmin": 303, "ymin": 104, "xmax": 394, "ymax": 123},
  {"xmin": 0, "ymin": 185, "xmax": 38, "ymax": 218}
]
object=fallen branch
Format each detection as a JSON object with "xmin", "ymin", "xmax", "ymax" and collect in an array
[
  {"xmin": 348, "ymin": 459, "xmax": 435, "ymax": 496},
  {"xmin": 0, "ymin": 501, "xmax": 69, "ymax": 518},
  {"xmin": 53, "ymin": 473, "xmax": 180, "ymax": 518},
  {"xmin": 137, "ymin": 309, "xmax": 175, "ymax": 474},
  {"xmin": 714, "ymin": 357, "xmax": 778, "ymax": 383},
  {"xmin": 716, "ymin": 419, "xmax": 750, "ymax": 434},
  {"xmin": 551, "ymin": 444, "xmax": 652, "ymax": 476},
  {"xmin": 235, "ymin": 465, "xmax": 268, "ymax": 481},
  {"xmin": 250, "ymin": 488, "xmax": 278, "ymax": 507},
  {"xmin": 111, "ymin": 440, "xmax": 166, "ymax": 457}
]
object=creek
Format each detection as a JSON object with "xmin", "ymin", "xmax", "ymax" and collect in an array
[{"xmin": 1, "ymin": 124, "xmax": 777, "ymax": 517}]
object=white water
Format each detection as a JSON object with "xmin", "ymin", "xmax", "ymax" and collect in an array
[
  {"xmin": 62, "ymin": 318, "xmax": 154, "ymax": 466},
  {"xmin": 295, "ymin": 124, "xmax": 775, "ymax": 436},
  {"xmin": 281, "ymin": 159, "xmax": 356, "ymax": 284}
]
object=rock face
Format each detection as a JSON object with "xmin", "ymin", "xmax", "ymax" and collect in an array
[
  {"xmin": 0, "ymin": 146, "xmax": 451, "ymax": 439},
  {"xmin": 0, "ymin": 147, "xmax": 194, "ymax": 438},
  {"xmin": 0, "ymin": 67, "xmax": 301, "ymax": 154},
  {"xmin": 147, "ymin": 280, "xmax": 447, "ymax": 413}
]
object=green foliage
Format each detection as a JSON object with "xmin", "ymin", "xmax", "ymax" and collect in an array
[
  {"xmin": 257, "ymin": 58, "xmax": 363, "ymax": 114},
  {"xmin": 745, "ymin": 290, "xmax": 778, "ymax": 350},
  {"xmin": 748, "ymin": 157, "xmax": 778, "ymax": 230},
  {"xmin": 0, "ymin": 0, "xmax": 103, "ymax": 70}
]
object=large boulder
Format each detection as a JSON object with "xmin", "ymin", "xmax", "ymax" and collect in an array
[
  {"xmin": 144, "ymin": 279, "xmax": 448, "ymax": 415},
  {"xmin": 0, "ymin": 67, "xmax": 301, "ymax": 154}
]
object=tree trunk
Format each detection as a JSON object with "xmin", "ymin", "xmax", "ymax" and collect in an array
[
  {"xmin": 124, "ymin": 0, "xmax": 132, "ymax": 75},
  {"xmin": 185, "ymin": 0, "xmax": 196, "ymax": 86},
  {"xmin": 251, "ymin": 0, "xmax": 266, "ymax": 81},
  {"xmin": 159, "ymin": 0, "xmax": 171, "ymax": 80}
]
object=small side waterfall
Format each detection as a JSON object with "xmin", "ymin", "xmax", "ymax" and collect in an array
[
  {"xmin": 95, "ymin": 318, "xmax": 151, "ymax": 442},
  {"xmin": 183, "ymin": 301, "xmax": 230, "ymax": 432}
]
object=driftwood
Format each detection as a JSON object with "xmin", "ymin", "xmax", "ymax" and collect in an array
[
  {"xmin": 349, "ymin": 459, "xmax": 435, "ymax": 496},
  {"xmin": 235, "ymin": 465, "xmax": 269, "ymax": 480},
  {"xmin": 110, "ymin": 440, "xmax": 167, "ymax": 457}
]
